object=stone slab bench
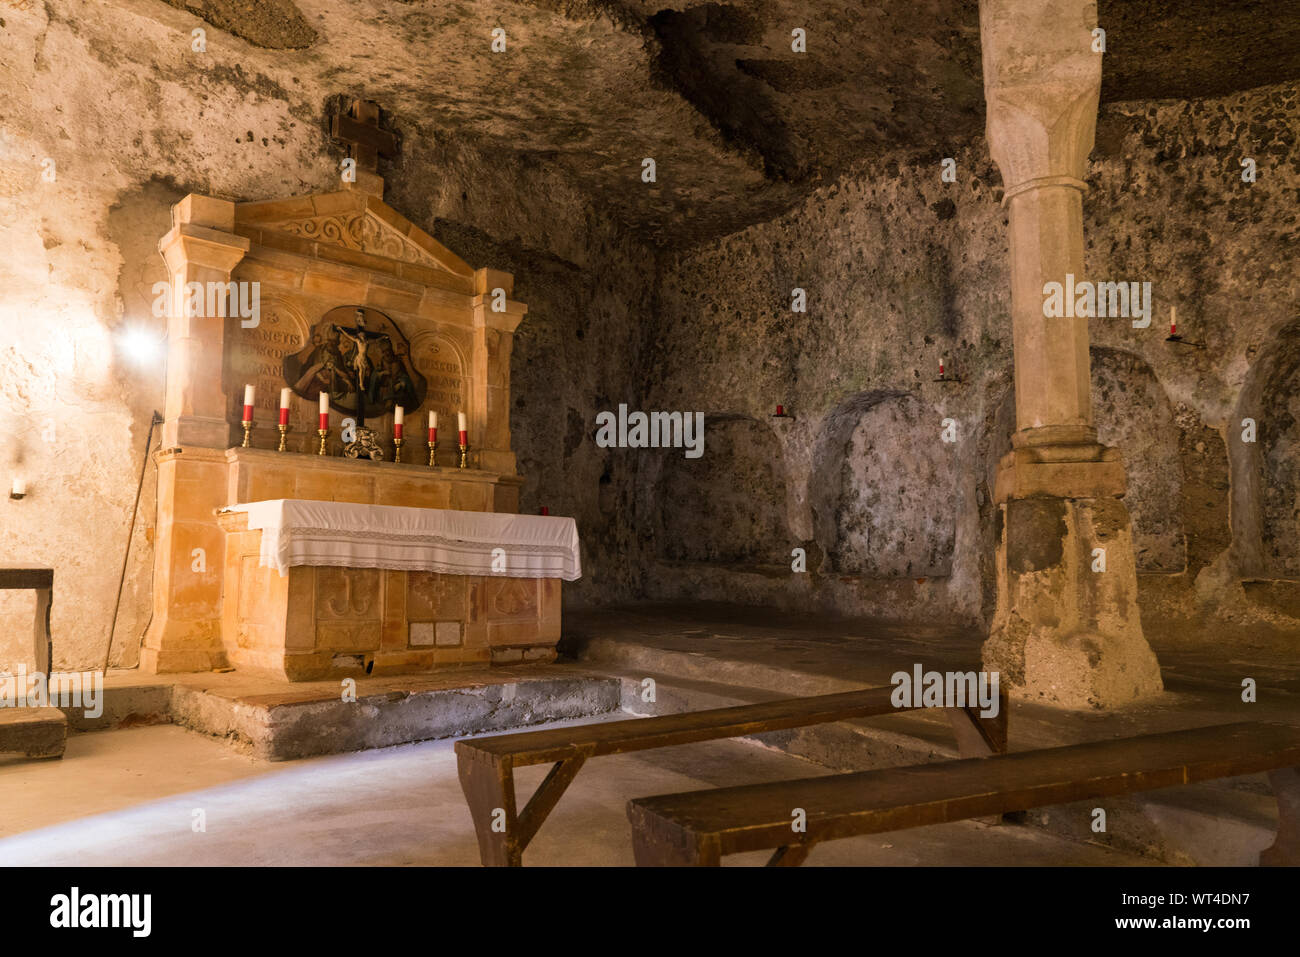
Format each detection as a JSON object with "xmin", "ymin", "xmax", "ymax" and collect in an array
[
  {"xmin": 0, "ymin": 708, "xmax": 68, "ymax": 760},
  {"xmin": 456, "ymin": 684, "xmax": 1006, "ymax": 865},
  {"xmin": 626, "ymin": 721, "xmax": 1300, "ymax": 866}
]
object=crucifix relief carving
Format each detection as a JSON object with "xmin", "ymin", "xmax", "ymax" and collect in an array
[{"xmin": 283, "ymin": 305, "xmax": 426, "ymax": 422}]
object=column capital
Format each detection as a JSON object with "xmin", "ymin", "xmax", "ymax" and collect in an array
[
  {"xmin": 158, "ymin": 222, "xmax": 250, "ymax": 275},
  {"xmin": 980, "ymin": 0, "xmax": 1101, "ymax": 192}
]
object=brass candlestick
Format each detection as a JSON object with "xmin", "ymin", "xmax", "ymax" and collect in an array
[
  {"xmin": 241, "ymin": 420, "xmax": 253, "ymax": 448},
  {"xmin": 277, "ymin": 423, "xmax": 289, "ymax": 452},
  {"xmin": 458, "ymin": 440, "xmax": 468, "ymax": 469},
  {"xmin": 428, "ymin": 439, "xmax": 438, "ymax": 468},
  {"xmin": 317, "ymin": 428, "xmax": 329, "ymax": 455},
  {"xmin": 394, "ymin": 435, "xmax": 404, "ymax": 463}
]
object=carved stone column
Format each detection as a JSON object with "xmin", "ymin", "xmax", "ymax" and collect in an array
[
  {"xmin": 140, "ymin": 195, "xmax": 248, "ymax": 673},
  {"xmin": 979, "ymin": 0, "xmax": 1162, "ymax": 707},
  {"xmin": 471, "ymin": 267, "xmax": 527, "ymax": 482}
]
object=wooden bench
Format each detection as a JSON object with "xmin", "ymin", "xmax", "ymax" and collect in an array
[
  {"xmin": 626, "ymin": 721, "xmax": 1300, "ymax": 866},
  {"xmin": 456, "ymin": 684, "xmax": 1007, "ymax": 865},
  {"xmin": 0, "ymin": 567, "xmax": 53, "ymax": 676}
]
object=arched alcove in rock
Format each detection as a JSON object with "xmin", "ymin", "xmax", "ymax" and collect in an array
[{"xmin": 810, "ymin": 391, "xmax": 958, "ymax": 578}]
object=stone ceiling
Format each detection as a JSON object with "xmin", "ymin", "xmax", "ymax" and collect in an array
[{"xmin": 159, "ymin": 0, "xmax": 1300, "ymax": 245}]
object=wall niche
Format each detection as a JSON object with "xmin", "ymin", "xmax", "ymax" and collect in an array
[
  {"xmin": 1235, "ymin": 319, "xmax": 1300, "ymax": 579},
  {"xmin": 1091, "ymin": 347, "xmax": 1185, "ymax": 573},
  {"xmin": 811, "ymin": 391, "xmax": 957, "ymax": 579}
]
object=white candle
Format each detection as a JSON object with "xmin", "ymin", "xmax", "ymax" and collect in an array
[
  {"xmin": 243, "ymin": 384, "xmax": 255, "ymax": 407},
  {"xmin": 457, "ymin": 411, "xmax": 467, "ymax": 432},
  {"xmin": 429, "ymin": 411, "xmax": 438, "ymax": 430},
  {"xmin": 394, "ymin": 405, "xmax": 404, "ymax": 426},
  {"xmin": 11, "ymin": 477, "xmax": 25, "ymax": 496},
  {"xmin": 319, "ymin": 392, "xmax": 329, "ymax": 415},
  {"xmin": 279, "ymin": 388, "xmax": 291, "ymax": 409}
]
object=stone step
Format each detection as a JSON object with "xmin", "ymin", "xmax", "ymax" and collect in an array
[
  {"xmin": 0, "ymin": 708, "xmax": 67, "ymax": 760},
  {"xmin": 57, "ymin": 669, "xmax": 622, "ymax": 762}
]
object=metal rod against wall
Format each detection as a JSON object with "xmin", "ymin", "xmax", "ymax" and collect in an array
[{"xmin": 103, "ymin": 411, "xmax": 163, "ymax": 676}]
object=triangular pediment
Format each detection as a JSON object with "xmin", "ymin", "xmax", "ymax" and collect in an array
[{"xmin": 235, "ymin": 190, "xmax": 473, "ymax": 278}]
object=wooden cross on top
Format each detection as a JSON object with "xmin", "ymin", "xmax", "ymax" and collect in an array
[{"xmin": 329, "ymin": 98, "xmax": 398, "ymax": 172}]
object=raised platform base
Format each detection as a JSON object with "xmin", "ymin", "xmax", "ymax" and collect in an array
[
  {"xmin": 0, "ymin": 707, "xmax": 67, "ymax": 760},
  {"xmin": 74, "ymin": 667, "xmax": 619, "ymax": 761}
]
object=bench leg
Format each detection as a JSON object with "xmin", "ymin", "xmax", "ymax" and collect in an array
[
  {"xmin": 457, "ymin": 749, "xmax": 588, "ymax": 866},
  {"xmin": 33, "ymin": 586, "xmax": 52, "ymax": 677},
  {"xmin": 628, "ymin": 806, "xmax": 721, "ymax": 866},
  {"xmin": 947, "ymin": 689, "xmax": 1009, "ymax": 826},
  {"xmin": 457, "ymin": 749, "xmax": 522, "ymax": 866},
  {"xmin": 767, "ymin": 844, "xmax": 813, "ymax": 867},
  {"xmin": 515, "ymin": 755, "xmax": 587, "ymax": 853},
  {"xmin": 1261, "ymin": 766, "xmax": 1300, "ymax": 867},
  {"xmin": 946, "ymin": 686, "xmax": 1009, "ymax": 758}
]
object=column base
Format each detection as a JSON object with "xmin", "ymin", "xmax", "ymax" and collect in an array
[
  {"xmin": 983, "ymin": 496, "xmax": 1163, "ymax": 710},
  {"xmin": 994, "ymin": 440, "xmax": 1128, "ymax": 504},
  {"xmin": 138, "ymin": 642, "xmax": 228, "ymax": 675}
]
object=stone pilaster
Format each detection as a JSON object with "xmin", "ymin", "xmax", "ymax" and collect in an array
[
  {"xmin": 979, "ymin": 0, "xmax": 1162, "ymax": 707},
  {"xmin": 140, "ymin": 195, "xmax": 247, "ymax": 674},
  {"xmin": 471, "ymin": 267, "xmax": 527, "ymax": 479}
]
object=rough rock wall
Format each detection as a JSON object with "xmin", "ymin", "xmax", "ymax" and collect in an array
[
  {"xmin": 0, "ymin": 1, "xmax": 650, "ymax": 670},
  {"xmin": 644, "ymin": 79, "xmax": 1300, "ymax": 635}
]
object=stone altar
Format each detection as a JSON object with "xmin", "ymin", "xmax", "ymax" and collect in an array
[
  {"xmin": 216, "ymin": 495, "xmax": 577, "ymax": 680},
  {"xmin": 139, "ymin": 129, "xmax": 560, "ymax": 677}
]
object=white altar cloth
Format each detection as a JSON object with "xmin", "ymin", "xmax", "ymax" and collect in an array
[{"xmin": 222, "ymin": 499, "xmax": 582, "ymax": 581}]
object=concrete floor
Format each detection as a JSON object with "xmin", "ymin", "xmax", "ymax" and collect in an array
[
  {"xmin": 4, "ymin": 600, "xmax": 1288, "ymax": 867},
  {"xmin": 0, "ymin": 722, "xmax": 1150, "ymax": 866}
]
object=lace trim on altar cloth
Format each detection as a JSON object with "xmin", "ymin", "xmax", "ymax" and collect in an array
[{"xmin": 259, "ymin": 524, "xmax": 581, "ymax": 581}]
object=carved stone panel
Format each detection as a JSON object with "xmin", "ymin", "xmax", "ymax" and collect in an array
[
  {"xmin": 225, "ymin": 295, "xmax": 308, "ymax": 424},
  {"xmin": 487, "ymin": 578, "xmax": 539, "ymax": 620},
  {"xmin": 317, "ymin": 568, "xmax": 381, "ymax": 620},
  {"xmin": 409, "ymin": 332, "xmax": 470, "ymax": 428},
  {"xmin": 407, "ymin": 571, "xmax": 467, "ymax": 621}
]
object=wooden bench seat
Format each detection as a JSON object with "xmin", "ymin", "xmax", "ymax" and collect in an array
[
  {"xmin": 626, "ymin": 721, "xmax": 1300, "ymax": 866},
  {"xmin": 456, "ymin": 684, "xmax": 1007, "ymax": 865}
]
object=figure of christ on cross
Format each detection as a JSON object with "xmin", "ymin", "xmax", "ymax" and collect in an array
[{"xmin": 332, "ymin": 308, "xmax": 392, "ymax": 423}]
